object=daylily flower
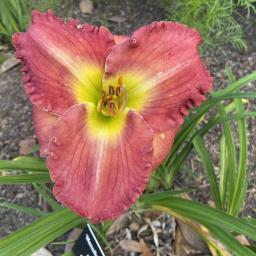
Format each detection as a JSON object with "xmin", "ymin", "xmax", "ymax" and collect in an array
[{"xmin": 13, "ymin": 10, "xmax": 212, "ymax": 222}]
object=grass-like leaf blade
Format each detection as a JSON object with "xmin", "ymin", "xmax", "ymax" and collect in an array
[
  {"xmin": 193, "ymin": 135, "xmax": 222, "ymax": 209},
  {"xmin": 0, "ymin": 173, "xmax": 51, "ymax": 184},
  {"xmin": 0, "ymin": 202, "xmax": 48, "ymax": 218},
  {"xmin": 0, "ymin": 208, "xmax": 84, "ymax": 256},
  {"xmin": 143, "ymin": 195, "xmax": 256, "ymax": 240}
]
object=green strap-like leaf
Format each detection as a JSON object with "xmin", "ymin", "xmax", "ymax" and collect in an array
[
  {"xmin": 0, "ymin": 202, "xmax": 48, "ymax": 218},
  {"xmin": 0, "ymin": 157, "xmax": 48, "ymax": 172},
  {"xmin": 212, "ymin": 71, "xmax": 256, "ymax": 97},
  {"xmin": 139, "ymin": 189, "xmax": 193, "ymax": 203},
  {"xmin": 33, "ymin": 183, "xmax": 61, "ymax": 211},
  {"xmin": 207, "ymin": 225, "xmax": 256, "ymax": 256},
  {"xmin": 166, "ymin": 92, "xmax": 256, "ymax": 168},
  {"xmin": 219, "ymin": 135, "xmax": 228, "ymax": 207},
  {"xmin": 0, "ymin": 173, "xmax": 51, "ymax": 184},
  {"xmin": 0, "ymin": 208, "xmax": 84, "ymax": 256},
  {"xmin": 226, "ymin": 66, "xmax": 249, "ymax": 216},
  {"xmin": 217, "ymin": 103, "xmax": 237, "ymax": 211},
  {"xmin": 193, "ymin": 135, "xmax": 222, "ymax": 209},
  {"xmin": 144, "ymin": 195, "xmax": 256, "ymax": 240}
]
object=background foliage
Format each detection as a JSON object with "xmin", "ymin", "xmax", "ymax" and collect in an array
[
  {"xmin": 0, "ymin": 0, "xmax": 59, "ymax": 44},
  {"xmin": 1, "ymin": 0, "xmax": 256, "ymax": 51},
  {"xmin": 150, "ymin": 0, "xmax": 256, "ymax": 51}
]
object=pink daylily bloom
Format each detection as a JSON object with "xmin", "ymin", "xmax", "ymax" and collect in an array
[{"xmin": 13, "ymin": 10, "xmax": 212, "ymax": 222}]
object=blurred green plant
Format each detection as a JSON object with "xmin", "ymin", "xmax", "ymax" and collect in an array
[
  {"xmin": 0, "ymin": 0, "xmax": 59, "ymax": 45},
  {"xmin": 0, "ymin": 68, "xmax": 256, "ymax": 255},
  {"xmin": 0, "ymin": 0, "xmax": 29, "ymax": 44},
  {"xmin": 150, "ymin": 0, "xmax": 256, "ymax": 51}
]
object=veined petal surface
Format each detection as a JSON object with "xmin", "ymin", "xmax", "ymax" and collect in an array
[
  {"xmin": 152, "ymin": 127, "xmax": 180, "ymax": 169},
  {"xmin": 103, "ymin": 21, "xmax": 212, "ymax": 132},
  {"xmin": 46, "ymin": 104, "xmax": 153, "ymax": 222},
  {"xmin": 32, "ymin": 106, "xmax": 59, "ymax": 156},
  {"xmin": 13, "ymin": 10, "xmax": 115, "ymax": 114}
]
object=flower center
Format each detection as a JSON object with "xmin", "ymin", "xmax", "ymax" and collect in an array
[{"xmin": 97, "ymin": 78, "xmax": 127, "ymax": 116}]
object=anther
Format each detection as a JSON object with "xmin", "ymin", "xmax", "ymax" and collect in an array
[
  {"xmin": 109, "ymin": 86, "xmax": 114, "ymax": 95},
  {"xmin": 110, "ymin": 102, "xmax": 115, "ymax": 109},
  {"xmin": 101, "ymin": 90, "xmax": 106, "ymax": 96},
  {"xmin": 118, "ymin": 77, "xmax": 123, "ymax": 86},
  {"xmin": 116, "ymin": 87, "xmax": 121, "ymax": 96}
]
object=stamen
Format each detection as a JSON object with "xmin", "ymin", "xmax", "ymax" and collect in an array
[
  {"xmin": 116, "ymin": 87, "xmax": 121, "ymax": 96},
  {"xmin": 117, "ymin": 96, "xmax": 121, "ymax": 108},
  {"xmin": 118, "ymin": 77, "xmax": 123, "ymax": 86},
  {"xmin": 109, "ymin": 102, "xmax": 116, "ymax": 116},
  {"xmin": 118, "ymin": 86, "xmax": 128, "ymax": 113},
  {"xmin": 98, "ymin": 77, "xmax": 128, "ymax": 116},
  {"xmin": 97, "ymin": 95, "xmax": 106, "ymax": 112},
  {"xmin": 109, "ymin": 86, "xmax": 114, "ymax": 96}
]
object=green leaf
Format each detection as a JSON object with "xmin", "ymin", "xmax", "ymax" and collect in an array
[
  {"xmin": 0, "ymin": 173, "xmax": 51, "ymax": 184},
  {"xmin": 0, "ymin": 157, "xmax": 48, "ymax": 172},
  {"xmin": 0, "ymin": 208, "xmax": 84, "ymax": 256},
  {"xmin": 91, "ymin": 224, "xmax": 113, "ymax": 255},
  {"xmin": 0, "ymin": 202, "xmax": 48, "ymax": 218},
  {"xmin": 219, "ymin": 135, "xmax": 228, "ymax": 207},
  {"xmin": 212, "ymin": 71, "xmax": 256, "ymax": 97},
  {"xmin": 217, "ymin": 103, "xmax": 236, "ymax": 211},
  {"xmin": 167, "ymin": 111, "xmax": 256, "ymax": 188},
  {"xmin": 207, "ymin": 225, "xmax": 256, "ymax": 256},
  {"xmin": 193, "ymin": 135, "xmax": 221, "ymax": 209},
  {"xmin": 243, "ymin": 217, "xmax": 256, "ymax": 228},
  {"xmin": 228, "ymin": 68, "xmax": 248, "ymax": 216},
  {"xmin": 143, "ymin": 195, "xmax": 256, "ymax": 240},
  {"xmin": 33, "ymin": 183, "xmax": 61, "ymax": 211},
  {"xmin": 166, "ymin": 91, "xmax": 256, "ymax": 170},
  {"xmin": 166, "ymin": 143, "xmax": 193, "ymax": 186},
  {"xmin": 139, "ymin": 189, "xmax": 193, "ymax": 204},
  {"xmin": 196, "ymin": 112, "xmax": 256, "ymax": 140}
]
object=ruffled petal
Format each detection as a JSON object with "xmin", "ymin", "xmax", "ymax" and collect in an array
[
  {"xmin": 152, "ymin": 127, "xmax": 180, "ymax": 169},
  {"xmin": 32, "ymin": 106, "xmax": 58, "ymax": 156},
  {"xmin": 46, "ymin": 104, "xmax": 153, "ymax": 222},
  {"xmin": 103, "ymin": 21, "xmax": 212, "ymax": 132},
  {"xmin": 13, "ymin": 10, "xmax": 115, "ymax": 114}
]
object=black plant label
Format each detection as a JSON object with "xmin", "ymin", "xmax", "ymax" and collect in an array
[{"xmin": 73, "ymin": 224, "xmax": 105, "ymax": 256}]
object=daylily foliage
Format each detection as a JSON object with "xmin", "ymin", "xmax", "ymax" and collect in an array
[{"xmin": 13, "ymin": 10, "xmax": 212, "ymax": 222}]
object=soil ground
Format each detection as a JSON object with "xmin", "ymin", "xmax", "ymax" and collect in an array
[{"xmin": 0, "ymin": 0, "xmax": 255, "ymax": 255}]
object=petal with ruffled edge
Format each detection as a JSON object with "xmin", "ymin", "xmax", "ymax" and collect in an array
[
  {"xmin": 46, "ymin": 104, "xmax": 153, "ymax": 222},
  {"xmin": 13, "ymin": 10, "xmax": 115, "ymax": 114},
  {"xmin": 32, "ymin": 106, "xmax": 59, "ymax": 156},
  {"xmin": 103, "ymin": 22, "xmax": 212, "ymax": 132},
  {"xmin": 152, "ymin": 126, "xmax": 180, "ymax": 169}
]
